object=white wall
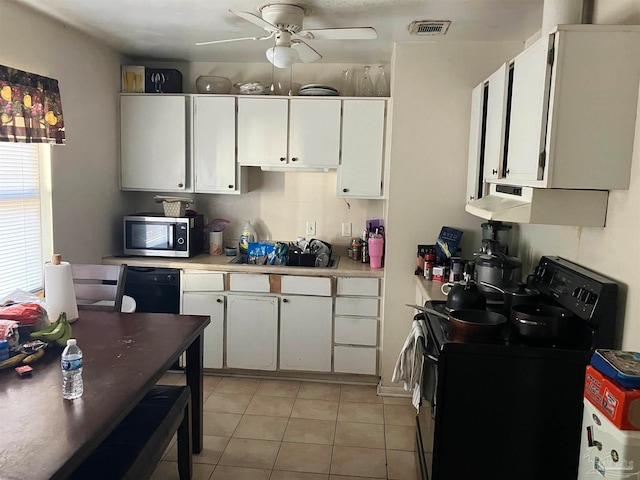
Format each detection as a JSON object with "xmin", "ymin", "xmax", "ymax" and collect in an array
[
  {"xmin": 517, "ymin": 0, "xmax": 640, "ymax": 349},
  {"xmin": 2, "ymin": 2, "xmax": 126, "ymax": 263},
  {"xmin": 380, "ymin": 40, "xmax": 523, "ymax": 389}
]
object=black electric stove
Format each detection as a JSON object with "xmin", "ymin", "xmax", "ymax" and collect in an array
[{"xmin": 415, "ymin": 256, "xmax": 619, "ymax": 480}]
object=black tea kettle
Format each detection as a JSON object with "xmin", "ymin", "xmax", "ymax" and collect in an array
[{"xmin": 446, "ymin": 262, "xmax": 487, "ymax": 311}]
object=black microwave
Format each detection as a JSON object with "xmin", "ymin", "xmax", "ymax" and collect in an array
[{"xmin": 123, "ymin": 213, "xmax": 204, "ymax": 258}]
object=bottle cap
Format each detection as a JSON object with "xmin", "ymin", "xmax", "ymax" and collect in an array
[{"xmin": 67, "ymin": 339, "xmax": 77, "ymax": 346}]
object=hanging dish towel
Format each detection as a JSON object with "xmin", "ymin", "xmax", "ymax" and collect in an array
[{"xmin": 392, "ymin": 319, "xmax": 425, "ymax": 412}]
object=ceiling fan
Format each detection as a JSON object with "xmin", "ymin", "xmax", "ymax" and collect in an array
[{"xmin": 196, "ymin": 3, "xmax": 377, "ymax": 68}]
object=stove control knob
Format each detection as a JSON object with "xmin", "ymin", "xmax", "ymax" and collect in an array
[
  {"xmin": 572, "ymin": 287, "xmax": 581, "ymax": 298},
  {"xmin": 587, "ymin": 292, "xmax": 598, "ymax": 305},
  {"xmin": 579, "ymin": 289, "xmax": 590, "ymax": 303}
]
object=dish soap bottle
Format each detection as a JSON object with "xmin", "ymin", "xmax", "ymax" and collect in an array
[{"xmin": 239, "ymin": 220, "xmax": 257, "ymax": 254}]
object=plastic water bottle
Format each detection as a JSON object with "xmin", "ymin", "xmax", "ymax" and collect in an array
[{"xmin": 61, "ymin": 338, "xmax": 83, "ymax": 400}]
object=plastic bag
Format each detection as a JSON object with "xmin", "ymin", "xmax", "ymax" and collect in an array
[{"xmin": 0, "ymin": 289, "xmax": 49, "ymax": 329}]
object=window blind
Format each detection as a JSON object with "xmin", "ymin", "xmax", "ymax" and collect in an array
[{"xmin": 0, "ymin": 143, "xmax": 43, "ymax": 297}]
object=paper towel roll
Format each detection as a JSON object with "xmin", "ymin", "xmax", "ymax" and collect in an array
[{"xmin": 44, "ymin": 257, "xmax": 79, "ymax": 323}]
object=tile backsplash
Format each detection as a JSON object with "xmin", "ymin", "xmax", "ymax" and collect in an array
[{"xmin": 126, "ymin": 168, "xmax": 384, "ymax": 248}]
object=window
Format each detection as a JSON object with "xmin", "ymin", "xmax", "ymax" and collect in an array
[{"xmin": 0, "ymin": 143, "xmax": 46, "ymax": 297}]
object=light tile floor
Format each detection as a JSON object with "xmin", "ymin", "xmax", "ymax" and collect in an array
[{"xmin": 152, "ymin": 373, "xmax": 417, "ymax": 480}]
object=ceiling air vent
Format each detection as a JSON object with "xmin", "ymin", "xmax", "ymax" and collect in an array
[{"xmin": 408, "ymin": 20, "xmax": 451, "ymax": 36}]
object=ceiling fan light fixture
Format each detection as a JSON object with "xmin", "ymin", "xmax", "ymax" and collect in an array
[{"xmin": 266, "ymin": 45, "xmax": 299, "ymax": 68}]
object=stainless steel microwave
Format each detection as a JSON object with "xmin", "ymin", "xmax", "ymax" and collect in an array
[{"xmin": 123, "ymin": 213, "xmax": 204, "ymax": 258}]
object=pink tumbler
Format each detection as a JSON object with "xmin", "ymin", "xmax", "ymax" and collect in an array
[{"xmin": 368, "ymin": 236, "xmax": 384, "ymax": 269}]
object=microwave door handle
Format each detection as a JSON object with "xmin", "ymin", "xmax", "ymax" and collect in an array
[{"xmin": 168, "ymin": 224, "xmax": 175, "ymax": 249}]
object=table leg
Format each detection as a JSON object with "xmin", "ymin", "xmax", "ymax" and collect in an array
[{"xmin": 185, "ymin": 333, "xmax": 203, "ymax": 453}]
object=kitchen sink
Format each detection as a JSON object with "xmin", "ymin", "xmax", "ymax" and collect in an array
[{"xmin": 228, "ymin": 254, "xmax": 339, "ymax": 269}]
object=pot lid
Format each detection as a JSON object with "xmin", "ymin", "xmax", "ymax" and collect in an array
[{"xmin": 475, "ymin": 253, "xmax": 522, "ymax": 269}]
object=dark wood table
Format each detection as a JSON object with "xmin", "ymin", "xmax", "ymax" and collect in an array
[{"xmin": 0, "ymin": 310, "xmax": 210, "ymax": 480}]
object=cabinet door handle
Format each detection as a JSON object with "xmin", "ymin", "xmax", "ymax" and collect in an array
[
  {"xmin": 291, "ymin": 157, "xmax": 298, "ymax": 162},
  {"xmin": 469, "ymin": 195, "xmax": 475, "ymax": 201},
  {"xmin": 216, "ymin": 298, "xmax": 222, "ymax": 303},
  {"xmin": 492, "ymin": 169, "xmax": 498, "ymax": 175},
  {"xmin": 505, "ymin": 169, "xmax": 510, "ymax": 175},
  {"xmin": 282, "ymin": 298, "xmax": 289, "ymax": 303},
  {"xmin": 228, "ymin": 185, "xmax": 234, "ymax": 189},
  {"xmin": 343, "ymin": 188, "xmax": 349, "ymax": 193},
  {"xmin": 178, "ymin": 183, "xmax": 184, "ymax": 188},
  {"xmin": 280, "ymin": 157, "xmax": 286, "ymax": 162}
]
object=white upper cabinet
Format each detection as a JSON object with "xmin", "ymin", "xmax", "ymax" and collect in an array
[
  {"xmin": 237, "ymin": 97, "xmax": 288, "ymax": 167},
  {"xmin": 482, "ymin": 64, "xmax": 509, "ymax": 182},
  {"xmin": 289, "ymin": 99, "xmax": 341, "ymax": 168},
  {"xmin": 466, "ymin": 83, "xmax": 484, "ymax": 204},
  {"xmin": 504, "ymin": 35, "xmax": 553, "ymax": 184},
  {"xmin": 502, "ymin": 26, "xmax": 640, "ymax": 189},
  {"xmin": 193, "ymin": 96, "xmax": 242, "ymax": 194},
  {"xmin": 338, "ymin": 100, "xmax": 386, "ymax": 198},
  {"xmin": 237, "ymin": 97, "xmax": 341, "ymax": 168},
  {"xmin": 120, "ymin": 95, "xmax": 190, "ymax": 192}
]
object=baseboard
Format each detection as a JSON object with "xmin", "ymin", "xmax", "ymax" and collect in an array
[
  {"xmin": 203, "ymin": 368, "xmax": 380, "ymax": 386},
  {"xmin": 377, "ymin": 383, "xmax": 411, "ymax": 397}
]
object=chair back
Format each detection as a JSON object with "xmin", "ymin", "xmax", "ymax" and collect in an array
[{"xmin": 70, "ymin": 264, "xmax": 127, "ymax": 312}]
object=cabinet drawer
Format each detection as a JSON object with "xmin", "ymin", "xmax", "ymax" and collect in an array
[
  {"xmin": 335, "ymin": 297, "xmax": 379, "ymax": 317},
  {"xmin": 334, "ymin": 346, "xmax": 377, "ymax": 375},
  {"xmin": 281, "ymin": 276, "xmax": 332, "ymax": 296},
  {"xmin": 334, "ymin": 317, "xmax": 377, "ymax": 346},
  {"xmin": 182, "ymin": 271, "xmax": 225, "ymax": 292},
  {"xmin": 336, "ymin": 277, "xmax": 379, "ymax": 297},
  {"xmin": 228, "ymin": 273, "xmax": 270, "ymax": 293}
]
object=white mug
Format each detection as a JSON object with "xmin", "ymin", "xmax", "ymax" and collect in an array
[{"xmin": 440, "ymin": 282, "xmax": 456, "ymax": 295}]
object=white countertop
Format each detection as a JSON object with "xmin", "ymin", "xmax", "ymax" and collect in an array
[
  {"xmin": 103, "ymin": 247, "xmax": 383, "ymax": 278},
  {"xmin": 415, "ymin": 276, "xmax": 448, "ymax": 302}
]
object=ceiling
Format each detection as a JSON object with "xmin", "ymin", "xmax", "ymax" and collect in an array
[{"xmin": 15, "ymin": 0, "xmax": 545, "ymax": 64}]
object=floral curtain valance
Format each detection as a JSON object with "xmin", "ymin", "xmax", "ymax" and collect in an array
[{"xmin": 0, "ymin": 65, "xmax": 65, "ymax": 144}]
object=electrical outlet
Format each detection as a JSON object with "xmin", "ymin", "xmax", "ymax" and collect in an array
[
  {"xmin": 342, "ymin": 222, "xmax": 352, "ymax": 237},
  {"xmin": 306, "ymin": 221, "xmax": 316, "ymax": 236}
]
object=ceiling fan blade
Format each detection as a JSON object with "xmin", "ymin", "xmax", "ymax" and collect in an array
[
  {"xmin": 229, "ymin": 9, "xmax": 278, "ymax": 32},
  {"xmin": 298, "ymin": 27, "xmax": 377, "ymax": 40},
  {"xmin": 196, "ymin": 32, "xmax": 274, "ymax": 46},
  {"xmin": 291, "ymin": 40, "xmax": 322, "ymax": 63}
]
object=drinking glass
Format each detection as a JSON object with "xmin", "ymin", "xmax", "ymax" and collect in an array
[
  {"xmin": 374, "ymin": 65, "xmax": 389, "ymax": 97},
  {"xmin": 361, "ymin": 66, "xmax": 374, "ymax": 97}
]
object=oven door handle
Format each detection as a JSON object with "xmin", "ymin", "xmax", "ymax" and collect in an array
[
  {"xmin": 418, "ymin": 335, "xmax": 439, "ymax": 365},
  {"xmin": 424, "ymin": 351, "xmax": 439, "ymax": 365}
]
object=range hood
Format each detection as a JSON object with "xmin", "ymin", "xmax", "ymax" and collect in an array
[{"xmin": 465, "ymin": 184, "xmax": 609, "ymax": 227}]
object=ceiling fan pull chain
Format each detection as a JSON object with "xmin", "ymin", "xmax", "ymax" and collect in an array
[
  {"xmin": 270, "ymin": 46, "xmax": 276, "ymax": 94},
  {"xmin": 288, "ymin": 64, "xmax": 293, "ymax": 96}
]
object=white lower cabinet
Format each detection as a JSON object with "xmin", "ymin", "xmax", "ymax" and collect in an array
[
  {"xmin": 334, "ymin": 346, "xmax": 377, "ymax": 375},
  {"xmin": 280, "ymin": 295, "xmax": 332, "ymax": 372},
  {"xmin": 333, "ymin": 277, "xmax": 380, "ymax": 375},
  {"xmin": 226, "ymin": 294, "xmax": 278, "ymax": 371},
  {"xmin": 181, "ymin": 292, "xmax": 224, "ymax": 369}
]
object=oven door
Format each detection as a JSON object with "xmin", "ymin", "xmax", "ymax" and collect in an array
[{"xmin": 416, "ymin": 318, "xmax": 438, "ymax": 480}]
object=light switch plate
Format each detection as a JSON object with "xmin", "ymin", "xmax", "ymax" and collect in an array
[
  {"xmin": 306, "ymin": 221, "xmax": 316, "ymax": 236},
  {"xmin": 342, "ymin": 222, "xmax": 352, "ymax": 236}
]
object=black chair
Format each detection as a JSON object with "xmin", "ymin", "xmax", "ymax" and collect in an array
[{"xmin": 70, "ymin": 385, "xmax": 192, "ymax": 480}]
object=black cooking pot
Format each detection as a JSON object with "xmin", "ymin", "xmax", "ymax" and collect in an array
[
  {"xmin": 510, "ymin": 304, "xmax": 574, "ymax": 341},
  {"xmin": 446, "ymin": 281, "xmax": 487, "ymax": 311},
  {"xmin": 480, "ymin": 281, "xmax": 541, "ymax": 311}
]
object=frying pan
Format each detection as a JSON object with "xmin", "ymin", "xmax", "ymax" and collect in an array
[{"xmin": 407, "ymin": 304, "xmax": 507, "ymax": 338}]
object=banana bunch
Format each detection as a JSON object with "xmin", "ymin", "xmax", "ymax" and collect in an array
[{"xmin": 30, "ymin": 312, "xmax": 72, "ymax": 347}]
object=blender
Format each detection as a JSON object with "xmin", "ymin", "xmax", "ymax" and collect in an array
[{"xmin": 480, "ymin": 221, "xmax": 512, "ymax": 255}]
